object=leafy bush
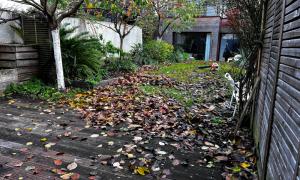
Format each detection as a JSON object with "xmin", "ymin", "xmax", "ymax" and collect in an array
[
  {"xmin": 130, "ymin": 44, "xmax": 155, "ymax": 66},
  {"xmin": 131, "ymin": 40, "xmax": 176, "ymax": 65},
  {"xmin": 131, "ymin": 41, "xmax": 189, "ymax": 65},
  {"xmin": 104, "ymin": 57, "xmax": 138, "ymax": 74},
  {"xmin": 4, "ymin": 79, "xmax": 82, "ymax": 102},
  {"xmin": 144, "ymin": 40, "xmax": 174, "ymax": 63},
  {"xmin": 60, "ymin": 25, "xmax": 119, "ymax": 83}
]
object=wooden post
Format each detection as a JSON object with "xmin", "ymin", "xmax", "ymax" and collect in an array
[{"xmin": 261, "ymin": 0, "xmax": 286, "ymax": 179}]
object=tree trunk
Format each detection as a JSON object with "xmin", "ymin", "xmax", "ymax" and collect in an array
[
  {"xmin": 120, "ymin": 37, "xmax": 124, "ymax": 52},
  {"xmin": 51, "ymin": 28, "xmax": 66, "ymax": 90},
  {"xmin": 119, "ymin": 37, "xmax": 124, "ymax": 60}
]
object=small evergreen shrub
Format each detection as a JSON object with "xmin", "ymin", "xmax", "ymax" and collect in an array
[
  {"xmin": 4, "ymin": 79, "xmax": 82, "ymax": 102},
  {"xmin": 131, "ymin": 41, "xmax": 188, "ymax": 65},
  {"xmin": 60, "ymin": 25, "xmax": 118, "ymax": 84},
  {"xmin": 143, "ymin": 40, "xmax": 174, "ymax": 63}
]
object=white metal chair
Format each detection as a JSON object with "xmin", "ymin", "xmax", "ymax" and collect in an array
[{"xmin": 224, "ymin": 73, "xmax": 240, "ymax": 118}]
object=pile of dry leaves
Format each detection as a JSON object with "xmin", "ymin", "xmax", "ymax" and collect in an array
[{"xmin": 69, "ymin": 69, "xmax": 257, "ymax": 179}]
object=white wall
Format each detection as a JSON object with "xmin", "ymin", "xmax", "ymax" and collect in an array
[
  {"xmin": 0, "ymin": 11, "xmax": 23, "ymax": 44},
  {"xmin": 62, "ymin": 18, "xmax": 143, "ymax": 52}
]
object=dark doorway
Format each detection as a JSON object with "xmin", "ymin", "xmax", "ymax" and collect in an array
[{"xmin": 173, "ymin": 32, "xmax": 207, "ymax": 60}]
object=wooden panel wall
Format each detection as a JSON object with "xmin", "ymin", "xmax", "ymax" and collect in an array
[
  {"xmin": 0, "ymin": 45, "xmax": 39, "ymax": 82},
  {"xmin": 255, "ymin": 0, "xmax": 300, "ymax": 179},
  {"xmin": 22, "ymin": 16, "xmax": 54, "ymax": 82}
]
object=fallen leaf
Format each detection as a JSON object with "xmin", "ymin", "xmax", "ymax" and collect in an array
[
  {"xmin": 215, "ymin": 156, "xmax": 228, "ymax": 162},
  {"xmin": 133, "ymin": 136, "xmax": 142, "ymax": 142},
  {"xmin": 90, "ymin": 134, "xmax": 99, "ymax": 138},
  {"xmin": 159, "ymin": 142, "xmax": 166, "ymax": 146},
  {"xmin": 232, "ymin": 166, "xmax": 241, "ymax": 173},
  {"xmin": 45, "ymin": 142, "xmax": 56, "ymax": 149},
  {"xmin": 25, "ymin": 128, "xmax": 32, "ymax": 132},
  {"xmin": 51, "ymin": 168, "xmax": 66, "ymax": 175},
  {"xmin": 61, "ymin": 173, "xmax": 74, "ymax": 180},
  {"xmin": 172, "ymin": 159, "xmax": 180, "ymax": 166},
  {"xmin": 240, "ymin": 162, "xmax": 251, "ymax": 169},
  {"xmin": 40, "ymin": 138, "xmax": 48, "ymax": 142},
  {"xmin": 108, "ymin": 141, "xmax": 114, "ymax": 146},
  {"xmin": 71, "ymin": 173, "xmax": 80, "ymax": 180},
  {"xmin": 67, "ymin": 162, "xmax": 77, "ymax": 171},
  {"xmin": 54, "ymin": 159, "xmax": 63, "ymax": 166},
  {"xmin": 127, "ymin": 153, "xmax": 135, "ymax": 159},
  {"xmin": 155, "ymin": 150, "xmax": 167, "ymax": 155},
  {"xmin": 4, "ymin": 173, "xmax": 12, "ymax": 178},
  {"xmin": 26, "ymin": 142, "xmax": 33, "ymax": 146},
  {"xmin": 134, "ymin": 166, "xmax": 150, "ymax": 176},
  {"xmin": 25, "ymin": 166, "xmax": 35, "ymax": 171},
  {"xmin": 13, "ymin": 161, "xmax": 23, "ymax": 167}
]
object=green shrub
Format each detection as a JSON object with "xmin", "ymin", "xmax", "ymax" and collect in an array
[
  {"xmin": 4, "ymin": 79, "xmax": 82, "ymax": 102},
  {"xmin": 104, "ymin": 57, "xmax": 138, "ymax": 73},
  {"xmin": 143, "ymin": 40, "xmax": 174, "ymax": 63},
  {"xmin": 131, "ymin": 41, "xmax": 189, "ymax": 65},
  {"xmin": 130, "ymin": 44, "xmax": 155, "ymax": 66},
  {"xmin": 60, "ymin": 25, "xmax": 117, "ymax": 83}
]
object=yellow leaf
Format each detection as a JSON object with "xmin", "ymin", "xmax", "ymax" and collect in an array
[
  {"xmin": 240, "ymin": 162, "xmax": 251, "ymax": 169},
  {"xmin": 26, "ymin": 142, "xmax": 33, "ymax": 146},
  {"xmin": 87, "ymin": 3, "xmax": 94, "ymax": 9},
  {"xmin": 60, "ymin": 173, "xmax": 74, "ymax": 180},
  {"xmin": 8, "ymin": 100, "xmax": 15, "ymax": 104},
  {"xmin": 26, "ymin": 128, "xmax": 32, "ymax": 132},
  {"xmin": 232, "ymin": 166, "xmax": 241, "ymax": 173},
  {"xmin": 40, "ymin": 138, "xmax": 48, "ymax": 142},
  {"xmin": 134, "ymin": 166, "xmax": 150, "ymax": 176},
  {"xmin": 189, "ymin": 130, "xmax": 197, "ymax": 135}
]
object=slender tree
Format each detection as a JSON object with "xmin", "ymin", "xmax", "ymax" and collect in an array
[
  {"xmin": 146, "ymin": 0, "xmax": 200, "ymax": 40},
  {"xmin": 86, "ymin": 0, "xmax": 148, "ymax": 53},
  {"xmin": 10, "ymin": 0, "xmax": 84, "ymax": 90}
]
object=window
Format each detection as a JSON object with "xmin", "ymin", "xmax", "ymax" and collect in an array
[
  {"xmin": 219, "ymin": 34, "xmax": 240, "ymax": 61},
  {"xmin": 173, "ymin": 32, "xmax": 207, "ymax": 60}
]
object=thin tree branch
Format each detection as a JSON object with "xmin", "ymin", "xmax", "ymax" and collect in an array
[
  {"xmin": 49, "ymin": 0, "xmax": 59, "ymax": 16},
  {"xmin": 57, "ymin": 0, "xmax": 84, "ymax": 24},
  {"xmin": 0, "ymin": 17, "xmax": 20, "ymax": 24}
]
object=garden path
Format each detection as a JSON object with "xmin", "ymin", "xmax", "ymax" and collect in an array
[{"xmin": 0, "ymin": 98, "xmax": 222, "ymax": 179}]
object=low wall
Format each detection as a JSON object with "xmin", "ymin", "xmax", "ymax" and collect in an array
[
  {"xmin": 62, "ymin": 18, "xmax": 143, "ymax": 52},
  {"xmin": 0, "ymin": 69, "xmax": 17, "ymax": 91}
]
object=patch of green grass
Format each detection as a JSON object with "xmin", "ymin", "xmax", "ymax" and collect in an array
[
  {"xmin": 139, "ymin": 85, "xmax": 194, "ymax": 108},
  {"xmin": 211, "ymin": 117, "xmax": 223, "ymax": 125},
  {"xmin": 4, "ymin": 79, "xmax": 83, "ymax": 102},
  {"xmin": 218, "ymin": 62, "xmax": 245, "ymax": 80},
  {"xmin": 151, "ymin": 61, "xmax": 210, "ymax": 83}
]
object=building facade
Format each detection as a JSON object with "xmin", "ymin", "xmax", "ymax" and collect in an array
[{"xmin": 162, "ymin": 1, "xmax": 239, "ymax": 61}]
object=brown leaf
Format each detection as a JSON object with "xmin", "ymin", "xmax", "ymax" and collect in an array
[
  {"xmin": 71, "ymin": 173, "xmax": 80, "ymax": 180},
  {"xmin": 13, "ymin": 161, "xmax": 23, "ymax": 167},
  {"xmin": 54, "ymin": 159, "xmax": 63, "ymax": 166}
]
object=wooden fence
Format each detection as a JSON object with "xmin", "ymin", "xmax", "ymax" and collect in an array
[{"xmin": 254, "ymin": 0, "xmax": 300, "ymax": 179}]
